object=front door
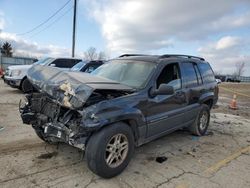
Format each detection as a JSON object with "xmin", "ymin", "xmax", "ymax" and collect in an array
[{"xmin": 146, "ymin": 63, "xmax": 187, "ymax": 138}]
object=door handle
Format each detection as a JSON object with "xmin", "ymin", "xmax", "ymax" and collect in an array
[{"xmin": 175, "ymin": 91, "xmax": 187, "ymax": 103}]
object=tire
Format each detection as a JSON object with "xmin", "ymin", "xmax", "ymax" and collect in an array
[
  {"xmin": 21, "ymin": 78, "xmax": 33, "ymax": 93},
  {"xmin": 189, "ymin": 104, "xmax": 210, "ymax": 136},
  {"xmin": 86, "ymin": 122, "xmax": 134, "ymax": 178}
]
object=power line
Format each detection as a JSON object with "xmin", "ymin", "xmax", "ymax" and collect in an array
[
  {"xmin": 17, "ymin": 0, "xmax": 71, "ymax": 36},
  {"xmin": 29, "ymin": 6, "xmax": 73, "ymax": 38}
]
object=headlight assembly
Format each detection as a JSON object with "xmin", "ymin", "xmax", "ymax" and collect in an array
[{"xmin": 11, "ymin": 70, "xmax": 22, "ymax": 77}]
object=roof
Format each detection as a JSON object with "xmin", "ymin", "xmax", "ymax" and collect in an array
[{"xmin": 117, "ymin": 54, "xmax": 205, "ymax": 63}]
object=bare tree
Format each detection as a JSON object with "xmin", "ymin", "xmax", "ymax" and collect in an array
[
  {"xmin": 84, "ymin": 47, "xmax": 108, "ymax": 61},
  {"xmin": 84, "ymin": 47, "xmax": 98, "ymax": 60},
  {"xmin": 234, "ymin": 62, "xmax": 245, "ymax": 77},
  {"xmin": 98, "ymin": 51, "xmax": 107, "ymax": 60}
]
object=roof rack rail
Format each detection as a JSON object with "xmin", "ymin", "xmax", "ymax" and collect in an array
[
  {"xmin": 119, "ymin": 54, "xmax": 149, "ymax": 58},
  {"xmin": 160, "ymin": 54, "xmax": 205, "ymax": 61}
]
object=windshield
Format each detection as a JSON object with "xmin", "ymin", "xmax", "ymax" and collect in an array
[
  {"xmin": 34, "ymin": 57, "xmax": 54, "ymax": 65},
  {"xmin": 71, "ymin": 61, "xmax": 87, "ymax": 71},
  {"xmin": 91, "ymin": 60, "xmax": 155, "ymax": 89}
]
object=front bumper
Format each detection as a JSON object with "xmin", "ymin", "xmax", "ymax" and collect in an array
[
  {"xmin": 20, "ymin": 93, "xmax": 89, "ymax": 150},
  {"xmin": 21, "ymin": 112, "xmax": 88, "ymax": 150},
  {"xmin": 43, "ymin": 122, "xmax": 87, "ymax": 150},
  {"xmin": 4, "ymin": 77, "xmax": 22, "ymax": 88}
]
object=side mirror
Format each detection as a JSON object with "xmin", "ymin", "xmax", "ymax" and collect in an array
[
  {"xmin": 49, "ymin": 64, "xmax": 56, "ymax": 67},
  {"xmin": 150, "ymin": 84, "xmax": 174, "ymax": 97}
]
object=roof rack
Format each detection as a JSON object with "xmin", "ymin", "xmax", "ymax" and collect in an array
[
  {"xmin": 119, "ymin": 54, "xmax": 149, "ymax": 58},
  {"xmin": 160, "ymin": 54, "xmax": 205, "ymax": 61}
]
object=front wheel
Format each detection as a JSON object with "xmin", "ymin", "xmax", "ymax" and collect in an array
[
  {"xmin": 86, "ymin": 122, "xmax": 134, "ymax": 178},
  {"xmin": 21, "ymin": 78, "xmax": 33, "ymax": 93},
  {"xmin": 189, "ymin": 104, "xmax": 210, "ymax": 136}
]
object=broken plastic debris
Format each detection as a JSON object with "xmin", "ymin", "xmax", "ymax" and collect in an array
[
  {"xmin": 59, "ymin": 81, "xmax": 75, "ymax": 96},
  {"xmin": 0, "ymin": 126, "xmax": 4, "ymax": 132}
]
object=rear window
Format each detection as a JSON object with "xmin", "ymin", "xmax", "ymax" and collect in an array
[{"xmin": 198, "ymin": 63, "xmax": 215, "ymax": 83}]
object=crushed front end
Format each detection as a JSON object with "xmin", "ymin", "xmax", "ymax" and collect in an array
[
  {"xmin": 19, "ymin": 65, "xmax": 133, "ymax": 150},
  {"xmin": 20, "ymin": 93, "xmax": 89, "ymax": 150}
]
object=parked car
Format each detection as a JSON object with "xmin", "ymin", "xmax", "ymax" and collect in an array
[
  {"xmin": 225, "ymin": 76, "xmax": 241, "ymax": 82},
  {"xmin": 71, "ymin": 60, "xmax": 104, "ymax": 73},
  {"xmin": 216, "ymin": 78, "xmax": 222, "ymax": 84},
  {"xmin": 4, "ymin": 57, "xmax": 81, "ymax": 93},
  {"xmin": 20, "ymin": 54, "xmax": 218, "ymax": 178},
  {"xmin": 215, "ymin": 75, "xmax": 241, "ymax": 82}
]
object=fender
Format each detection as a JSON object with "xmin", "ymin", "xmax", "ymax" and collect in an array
[
  {"xmin": 84, "ymin": 106, "xmax": 146, "ymax": 129},
  {"xmin": 82, "ymin": 106, "xmax": 147, "ymax": 145}
]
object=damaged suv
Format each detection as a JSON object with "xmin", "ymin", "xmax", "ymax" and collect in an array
[{"xmin": 20, "ymin": 54, "xmax": 218, "ymax": 178}]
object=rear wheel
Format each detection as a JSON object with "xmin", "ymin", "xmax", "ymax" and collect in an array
[
  {"xmin": 86, "ymin": 122, "xmax": 134, "ymax": 178},
  {"xmin": 21, "ymin": 78, "xmax": 33, "ymax": 93},
  {"xmin": 189, "ymin": 104, "xmax": 210, "ymax": 136}
]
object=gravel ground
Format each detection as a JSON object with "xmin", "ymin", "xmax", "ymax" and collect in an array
[{"xmin": 0, "ymin": 80, "xmax": 250, "ymax": 188}]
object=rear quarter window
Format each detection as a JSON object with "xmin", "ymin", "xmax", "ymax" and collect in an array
[{"xmin": 198, "ymin": 63, "xmax": 215, "ymax": 83}]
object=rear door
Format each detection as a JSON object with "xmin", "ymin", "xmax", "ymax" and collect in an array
[
  {"xmin": 180, "ymin": 61, "xmax": 202, "ymax": 123},
  {"xmin": 197, "ymin": 62, "xmax": 218, "ymax": 104}
]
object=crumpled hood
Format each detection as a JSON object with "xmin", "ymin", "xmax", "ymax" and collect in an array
[{"xmin": 27, "ymin": 65, "xmax": 133, "ymax": 109}]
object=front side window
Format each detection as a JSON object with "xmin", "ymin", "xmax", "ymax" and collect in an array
[
  {"xmin": 51, "ymin": 59, "xmax": 80, "ymax": 68},
  {"xmin": 34, "ymin": 57, "xmax": 54, "ymax": 65},
  {"xmin": 91, "ymin": 60, "xmax": 155, "ymax": 89},
  {"xmin": 156, "ymin": 63, "xmax": 181, "ymax": 90}
]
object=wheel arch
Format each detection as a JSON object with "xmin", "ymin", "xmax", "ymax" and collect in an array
[
  {"xmin": 121, "ymin": 119, "xmax": 140, "ymax": 146},
  {"xmin": 199, "ymin": 92, "xmax": 214, "ymax": 109},
  {"xmin": 203, "ymin": 98, "xmax": 213, "ymax": 109},
  {"xmin": 19, "ymin": 76, "xmax": 27, "ymax": 88}
]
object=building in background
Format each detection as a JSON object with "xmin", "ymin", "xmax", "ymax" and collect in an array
[{"xmin": 0, "ymin": 55, "xmax": 37, "ymax": 71}]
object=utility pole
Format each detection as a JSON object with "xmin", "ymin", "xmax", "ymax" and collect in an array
[{"xmin": 72, "ymin": 0, "xmax": 77, "ymax": 57}]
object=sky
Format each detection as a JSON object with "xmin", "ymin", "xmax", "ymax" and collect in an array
[{"xmin": 0, "ymin": 0, "xmax": 250, "ymax": 75}]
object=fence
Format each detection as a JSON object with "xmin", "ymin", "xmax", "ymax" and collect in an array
[
  {"xmin": 239, "ymin": 76, "xmax": 250, "ymax": 82},
  {"xmin": 0, "ymin": 56, "xmax": 37, "ymax": 70}
]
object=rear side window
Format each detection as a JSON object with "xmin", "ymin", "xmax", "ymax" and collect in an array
[
  {"xmin": 83, "ymin": 64, "xmax": 102, "ymax": 73},
  {"xmin": 198, "ymin": 63, "xmax": 215, "ymax": 83},
  {"xmin": 194, "ymin": 64, "xmax": 202, "ymax": 84},
  {"xmin": 51, "ymin": 59, "xmax": 80, "ymax": 68},
  {"xmin": 181, "ymin": 62, "xmax": 198, "ymax": 88}
]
